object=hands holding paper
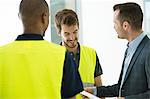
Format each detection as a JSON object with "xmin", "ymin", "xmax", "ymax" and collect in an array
[
  {"xmin": 80, "ymin": 87, "xmax": 100, "ymax": 99},
  {"xmin": 84, "ymin": 87, "xmax": 95, "ymax": 94}
]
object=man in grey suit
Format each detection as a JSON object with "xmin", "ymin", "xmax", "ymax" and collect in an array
[{"xmin": 84, "ymin": 2, "xmax": 150, "ymax": 99}]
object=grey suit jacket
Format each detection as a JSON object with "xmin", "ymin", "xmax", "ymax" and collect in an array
[{"xmin": 97, "ymin": 35, "xmax": 150, "ymax": 98}]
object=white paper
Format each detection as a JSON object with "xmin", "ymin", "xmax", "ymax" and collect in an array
[{"xmin": 80, "ymin": 91, "xmax": 100, "ymax": 99}]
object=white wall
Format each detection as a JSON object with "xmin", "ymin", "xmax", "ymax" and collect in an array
[
  {"xmin": 145, "ymin": 1, "xmax": 150, "ymax": 37},
  {"xmin": 0, "ymin": 0, "xmax": 22, "ymax": 46},
  {"xmin": 81, "ymin": 0, "xmax": 144, "ymax": 87},
  {"xmin": 0, "ymin": 0, "xmax": 51, "ymax": 46}
]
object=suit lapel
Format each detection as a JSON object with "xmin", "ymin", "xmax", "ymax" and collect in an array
[{"xmin": 123, "ymin": 36, "xmax": 149, "ymax": 84}]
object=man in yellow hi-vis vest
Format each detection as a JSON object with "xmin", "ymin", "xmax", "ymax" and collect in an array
[
  {"xmin": 0, "ymin": 0, "xmax": 83, "ymax": 99},
  {"xmin": 55, "ymin": 9, "xmax": 104, "ymax": 98}
]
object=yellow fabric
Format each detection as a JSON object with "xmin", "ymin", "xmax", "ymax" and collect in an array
[
  {"xmin": 0, "ymin": 41, "xmax": 66, "ymax": 99},
  {"xmin": 77, "ymin": 45, "xmax": 96, "ymax": 98}
]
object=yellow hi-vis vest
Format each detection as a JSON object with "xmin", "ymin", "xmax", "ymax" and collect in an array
[
  {"xmin": 77, "ymin": 45, "xmax": 96, "ymax": 98},
  {"xmin": 0, "ymin": 40, "xmax": 66, "ymax": 99}
]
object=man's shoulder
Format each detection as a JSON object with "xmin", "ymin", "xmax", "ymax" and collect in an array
[
  {"xmin": 143, "ymin": 35, "xmax": 150, "ymax": 47},
  {"xmin": 80, "ymin": 45, "xmax": 96, "ymax": 52},
  {"xmin": 48, "ymin": 41, "xmax": 66, "ymax": 50},
  {"xmin": 0, "ymin": 41, "xmax": 15, "ymax": 52},
  {"xmin": 43, "ymin": 41, "xmax": 66, "ymax": 55}
]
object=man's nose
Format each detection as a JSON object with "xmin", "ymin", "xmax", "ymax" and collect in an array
[{"xmin": 69, "ymin": 33, "xmax": 75, "ymax": 40}]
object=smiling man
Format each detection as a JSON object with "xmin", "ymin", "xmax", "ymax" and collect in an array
[{"xmin": 55, "ymin": 9, "xmax": 104, "ymax": 98}]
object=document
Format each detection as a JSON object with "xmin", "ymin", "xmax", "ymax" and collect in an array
[{"xmin": 80, "ymin": 91, "xmax": 100, "ymax": 99}]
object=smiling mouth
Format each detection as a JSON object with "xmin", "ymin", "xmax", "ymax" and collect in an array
[
  {"xmin": 68, "ymin": 41, "xmax": 77, "ymax": 47},
  {"xmin": 69, "ymin": 41, "xmax": 75, "ymax": 44}
]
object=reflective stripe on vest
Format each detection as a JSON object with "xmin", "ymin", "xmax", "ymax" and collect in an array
[
  {"xmin": 0, "ymin": 41, "xmax": 65, "ymax": 99},
  {"xmin": 77, "ymin": 45, "xmax": 96, "ymax": 98}
]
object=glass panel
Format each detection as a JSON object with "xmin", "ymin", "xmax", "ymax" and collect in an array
[
  {"xmin": 50, "ymin": 0, "xmax": 65, "ymax": 44},
  {"xmin": 144, "ymin": 1, "xmax": 150, "ymax": 36},
  {"xmin": 0, "ymin": 0, "xmax": 22, "ymax": 46}
]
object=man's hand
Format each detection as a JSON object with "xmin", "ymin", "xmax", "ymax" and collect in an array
[
  {"xmin": 81, "ymin": 87, "xmax": 93, "ymax": 99},
  {"xmin": 81, "ymin": 87, "xmax": 95, "ymax": 98},
  {"xmin": 84, "ymin": 87, "xmax": 94, "ymax": 94}
]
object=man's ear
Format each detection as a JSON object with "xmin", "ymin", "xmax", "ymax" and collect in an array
[
  {"xmin": 123, "ymin": 21, "xmax": 129, "ymax": 31},
  {"xmin": 42, "ymin": 12, "xmax": 47, "ymax": 24}
]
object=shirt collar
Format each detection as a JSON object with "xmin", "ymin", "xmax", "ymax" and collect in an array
[
  {"xmin": 16, "ymin": 34, "xmax": 44, "ymax": 40},
  {"xmin": 128, "ymin": 32, "xmax": 146, "ymax": 51}
]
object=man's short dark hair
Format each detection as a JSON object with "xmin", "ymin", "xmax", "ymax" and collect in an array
[
  {"xmin": 19, "ymin": 0, "xmax": 49, "ymax": 19},
  {"xmin": 55, "ymin": 9, "xmax": 79, "ymax": 33},
  {"xmin": 113, "ymin": 2, "xmax": 143, "ymax": 30}
]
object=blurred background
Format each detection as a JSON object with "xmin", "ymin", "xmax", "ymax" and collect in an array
[{"xmin": 0, "ymin": 0, "xmax": 149, "ymax": 98}]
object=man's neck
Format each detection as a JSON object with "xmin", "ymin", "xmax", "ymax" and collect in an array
[
  {"xmin": 23, "ymin": 25, "xmax": 43, "ymax": 36},
  {"xmin": 127, "ymin": 29, "xmax": 143, "ymax": 42}
]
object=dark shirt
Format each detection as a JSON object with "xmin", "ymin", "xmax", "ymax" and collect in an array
[
  {"xmin": 16, "ymin": 34, "xmax": 83, "ymax": 98},
  {"xmin": 60, "ymin": 42, "xmax": 103, "ymax": 77}
]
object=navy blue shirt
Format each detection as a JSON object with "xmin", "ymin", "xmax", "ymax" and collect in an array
[{"xmin": 16, "ymin": 34, "xmax": 83, "ymax": 98}]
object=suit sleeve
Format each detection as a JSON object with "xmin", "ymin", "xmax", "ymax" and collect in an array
[{"xmin": 97, "ymin": 84, "xmax": 119, "ymax": 97}]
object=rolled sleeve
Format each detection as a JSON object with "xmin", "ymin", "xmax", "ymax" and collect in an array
[{"xmin": 94, "ymin": 53, "xmax": 103, "ymax": 77}]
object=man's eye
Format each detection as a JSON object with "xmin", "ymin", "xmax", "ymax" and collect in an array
[{"xmin": 65, "ymin": 32, "xmax": 69, "ymax": 36}]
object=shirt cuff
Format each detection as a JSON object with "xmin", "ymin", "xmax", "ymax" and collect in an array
[{"xmin": 93, "ymin": 87, "xmax": 97, "ymax": 96}]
